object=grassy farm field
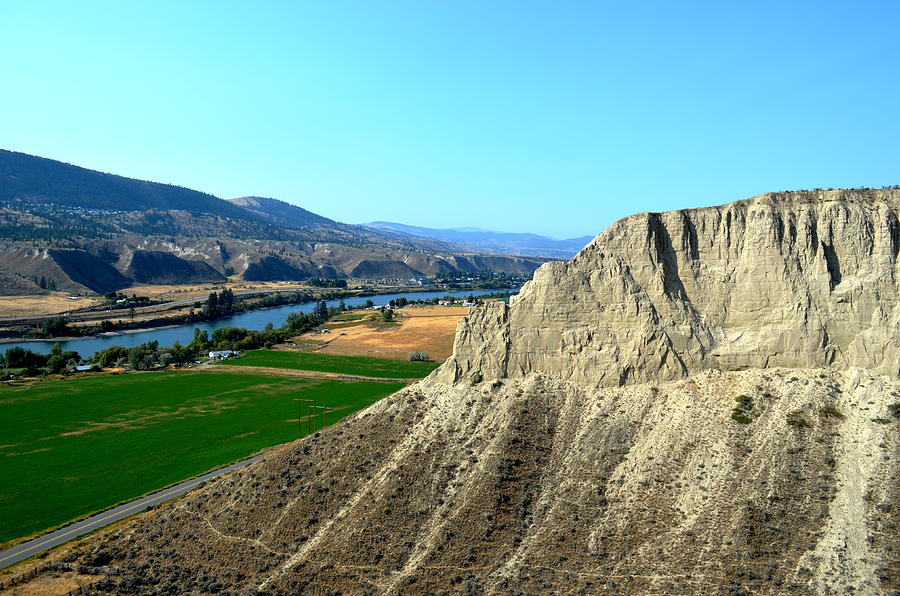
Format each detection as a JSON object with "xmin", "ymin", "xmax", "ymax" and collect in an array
[
  {"xmin": 0, "ymin": 371, "xmax": 405, "ymax": 545},
  {"xmin": 230, "ymin": 349, "xmax": 441, "ymax": 378}
]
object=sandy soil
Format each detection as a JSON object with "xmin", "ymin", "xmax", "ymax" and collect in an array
[
  {"xmin": 0, "ymin": 295, "xmax": 100, "ymax": 318},
  {"xmin": 1, "ymin": 570, "xmax": 103, "ymax": 595},
  {"xmin": 301, "ymin": 306, "xmax": 469, "ymax": 361}
]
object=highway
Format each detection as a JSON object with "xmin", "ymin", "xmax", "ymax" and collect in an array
[{"xmin": 0, "ymin": 454, "xmax": 264, "ymax": 570}]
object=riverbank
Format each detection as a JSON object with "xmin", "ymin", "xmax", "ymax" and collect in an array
[
  {"xmin": 0, "ymin": 288, "xmax": 518, "ymax": 356},
  {"xmin": 0, "ymin": 324, "xmax": 185, "ymax": 345},
  {"xmin": 0, "ymin": 285, "xmax": 519, "ymax": 344}
]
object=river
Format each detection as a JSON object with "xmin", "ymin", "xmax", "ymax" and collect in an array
[{"xmin": 2, "ymin": 289, "xmax": 516, "ymax": 357}]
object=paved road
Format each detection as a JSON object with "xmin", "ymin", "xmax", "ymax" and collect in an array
[{"xmin": 0, "ymin": 454, "xmax": 264, "ymax": 570}]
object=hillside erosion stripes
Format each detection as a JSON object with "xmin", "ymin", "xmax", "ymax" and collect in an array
[{"xmin": 438, "ymin": 189, "xmax": 900, "ymax": 387}]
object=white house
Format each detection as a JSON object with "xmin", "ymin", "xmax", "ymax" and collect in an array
[{"xmin": 208, "ymin": 350, "xmax": 239, "ymax": 360}]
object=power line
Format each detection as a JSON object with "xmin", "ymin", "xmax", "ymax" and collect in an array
[{"xmin": 295, "ymin": 399, "xmax": 313, "ymax": 438}]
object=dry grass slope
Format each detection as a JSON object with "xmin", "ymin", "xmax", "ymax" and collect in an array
[{"xmin": 8, "ymin": 368, "xmax": 897, "ymax": 595}]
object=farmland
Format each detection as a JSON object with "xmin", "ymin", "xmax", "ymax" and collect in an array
[
  {"xmin": 229, "ymin": 349, "xmax": 441, "ymax": 378},
  {"xmin": 0, "ymin": 371, "xmax": 405, "ymax": 545},
  {"xmin": 307, "ymin": 305, "xmax": 469, "ymax": 361}
]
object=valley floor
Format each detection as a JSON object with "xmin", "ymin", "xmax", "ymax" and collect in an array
[{"xmin": 0, "ymin": 350, "xmax": 437, "ymax": 550}]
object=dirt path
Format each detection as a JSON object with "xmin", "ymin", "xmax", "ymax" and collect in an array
[{"xmin": 201, "ymin": 365, "xmax": 422, "ymax": 383}]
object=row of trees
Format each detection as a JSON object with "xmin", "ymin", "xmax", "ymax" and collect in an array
[
  {"xmin": 202, "ymin": 288, "xmax": 236, "ymax": 318},
  {"xmin": 24, "ymin": 287, "xmax": 363, "ymax": 341},
  {"xmin": 1, "ymin": 343, "xmax": 81, "ymax": 375},
  {"xmin": 33, "ymin": 276, "xmax": 58, "ymax": 291},
  {"xmin": 307, "ymin": 278, "xmax": 348, "ymax": 288},
  {"xmin": 4, "ymin": 299, "xmax": 346, "ymax": 377},
  {"xmin": 93, "ymin": 340, "xmax": 199, "ymax": 371},
  {"xmin": 432, "ymin": 270, "xmax": 530, "ymax": 290}
]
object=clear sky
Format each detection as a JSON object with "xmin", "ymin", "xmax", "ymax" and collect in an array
[{"xmin": 1, "ymin": 1, "xmax": 898, "ymax": 239}]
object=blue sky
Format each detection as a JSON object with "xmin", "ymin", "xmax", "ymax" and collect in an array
[{"xmin": 1, "ymin": 1, "xmax": 898, "ymax": 239}]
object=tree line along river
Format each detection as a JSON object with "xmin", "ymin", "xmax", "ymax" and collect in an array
[{"xmin": 0, "ymin": 289, "xmax": 517, "ymax": 357}]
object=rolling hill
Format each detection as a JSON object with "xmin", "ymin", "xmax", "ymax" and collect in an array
[
  {"xmin": 364, "ymin": 221, "xmax": 594, "ymax": 258},
  {"xmin": 228, "ymin": 196, "xmax": 337, "ymax": 228},
  {"xmin": 0, "ymin": 150, "xmax": 550, "ymax": 293},
  {"xmin": 0, "ymin": 149, "xmax": 252, "ymax": 219}
]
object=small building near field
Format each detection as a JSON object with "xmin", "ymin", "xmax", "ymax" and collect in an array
[{"xmin": 208, "ymin": 350, "xmax": 239, "ymax": 360}]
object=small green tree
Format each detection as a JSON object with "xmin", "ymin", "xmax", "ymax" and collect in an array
[
  {"xmin": 189, "ymin": 328, "xmax": 210, "ymax": 354},
  {"xmin": 95, "ymin": 345, "xmax": 129, "ymax": 368},
  {"xmin": 382, "ymin": 308, "xmax": 394, "ymax": 322},
  {"xmin": 220, "ymin": 288, "xmax": 235, "ymax": 314},
  {"xmin": 43, "ymin": 317, "xmax": 71, "ymax": 337},
  {"xmin": 167, "ymin": 341, "xmax": 192, "ymax": 365},
  {"xmin": 46, "ymin": 343, "xmax": 67, "ymax": 374},
  {"xmin": 204, "ymin": 292, "xmax": 219, "ymax": 317}
]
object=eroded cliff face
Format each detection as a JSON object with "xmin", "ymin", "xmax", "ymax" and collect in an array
[
  {"xmin": 6, "ymin": 190, "xmax": 898, "ymax": 596},
  {"xmin": 439, "ymin": 189, "xmax": 900, "ymax": 387}
]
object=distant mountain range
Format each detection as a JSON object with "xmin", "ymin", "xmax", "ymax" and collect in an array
[
  {"xmin": 0, "ymin": 149, "xmax": 550, "ymax": 294},
  {"xmin": 363, "ymin": 221, "xmax": 593, "ymax": 259}
]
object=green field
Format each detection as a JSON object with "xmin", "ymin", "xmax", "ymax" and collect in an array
[
  {"xmin": 230, "ymin": 350, "xmax": 441, "ymax": 378},
  {"xmin": 0, "ymin": 371, "xmax": 404, "ymax": 545}
]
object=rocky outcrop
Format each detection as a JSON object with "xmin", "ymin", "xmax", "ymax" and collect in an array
[
  {"xmin": 440, "ymin": 189, "xmax": 900, "ymax": 387},
  {"xmin": 241, "ymin": 256, "xmax": 312, "ymax": 281},
  {"xmin": 350, "ymin": 259, "xmax": 423, "ymax": 279},
  {"xmin": 0, "ymin": 247, "xmax": 130, "ymax": 294},
  {"xmin": 119, "ymin": 250, "xmax": 225, "ymax": 284}
]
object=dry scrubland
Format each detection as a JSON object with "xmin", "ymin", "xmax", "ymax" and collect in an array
[{"xmin": 0, "ymin": 294, "xmax": 100, "ymax": 318}]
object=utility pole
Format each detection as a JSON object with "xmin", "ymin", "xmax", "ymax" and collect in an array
[
  {"xmin": 312, "ymin": 405, "xmax": 326, "ymax": 431},
  {"xmin": 296, "ymin": 399, "xmax": 313, "ymax": 437}
]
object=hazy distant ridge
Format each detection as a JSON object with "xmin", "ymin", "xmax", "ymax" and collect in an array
[{"xmin": 363, "ymin": 221, "xmax": 593, "ymax": 258}]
